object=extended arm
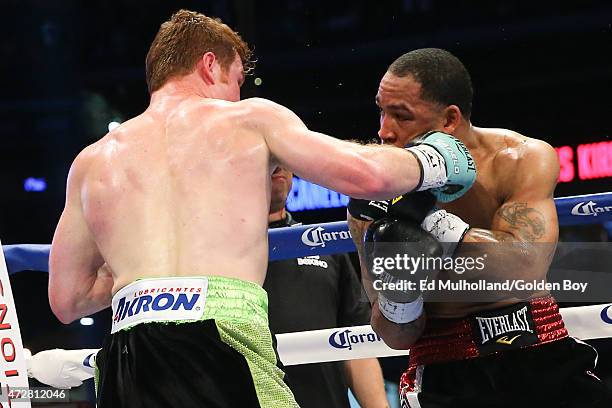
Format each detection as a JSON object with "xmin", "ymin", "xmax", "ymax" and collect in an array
[
  {"xmin": 49, "ymin": 148, "xmax": 113, "ymax": 324},
  {"xmin": 248, "ymin": 98, "xmax": 425, "ymax": 200}
]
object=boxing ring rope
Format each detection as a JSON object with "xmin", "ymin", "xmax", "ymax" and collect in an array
[
  {"xmin": 276, "ymin": 304, "xmax": 612, "ymax": 366},
  {"xmin": 4, "ymin": 192, "xmax": 612, "ymax": 274},
  {"xmin": 272, "ymin": 191, "xmax": 612, "ymax": 260},
  {"xmin": 2, "ymin": 191, "xmax": 612, "ymax": 375}
]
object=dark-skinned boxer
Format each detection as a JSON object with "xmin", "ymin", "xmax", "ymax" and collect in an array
[{"xmin": 348, "ymin": 48, "xmax": 612, "ymax": 408}]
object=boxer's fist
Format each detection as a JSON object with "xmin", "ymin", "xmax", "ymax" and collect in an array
[
  {"xmin": 364, "ymin": 217, "xmax": 442, "ymax": 324},
  {"xmin": 365, "ymin": 217, "xmax": 443, "ymax": 299},
  {"xmin": 407, "ymin": 131, "xmax": 477, "ymax": 202},
  {"xmin": 27, "ymin": 348, "xmax": 98, "ymax": 389}
]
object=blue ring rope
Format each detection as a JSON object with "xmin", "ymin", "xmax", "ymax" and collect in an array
[{"xmin": 4, "ymin": 192, "xmax": 611, "ymax": 274}]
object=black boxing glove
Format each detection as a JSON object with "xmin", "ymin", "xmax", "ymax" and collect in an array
[
  {"xmin": 348, "ymin": 191, "xmax": 436, "ymax": 224},
  {"xmin": 347, "ymin": 198, "xmax": 389, "ymax": 221},
  {"xmin": 387, "ymin": 191, "xmax": 436, "ymax": 223},
  {"xmin": 364, "ymin": 217, "xmax": 443, "ymax": 324}
]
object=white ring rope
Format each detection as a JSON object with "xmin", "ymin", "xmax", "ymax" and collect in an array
[
  {"xmin": 277, "ymin": 303, "xmax": 612, "ymax": 366},
  {"xmin": 22, "ymin": 302, "xmax": 612, "ymax": 390}
]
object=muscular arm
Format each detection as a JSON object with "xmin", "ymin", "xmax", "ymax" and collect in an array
[
  {"xmin": 343, "ymin": 358, "xmax": 389, "ymax": 408},
  {"xmin": 247, "ymin": 98, "xmax": 422, "ymax": 200},
  {"xmin": 49, "ymin": 148, "xmax": 113, "ymax": 324},
  {"xmin": 460, "ymin": 141, "xmax": 559, "ymax": 281}
]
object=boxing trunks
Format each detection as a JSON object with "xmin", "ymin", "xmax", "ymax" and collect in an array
[
  {"xmin": 400, "ymin": 296, "xmax": 612, "ymax": 408},
  {"xmin": 96, "ymin": 276, "xmax": 299, "ymax": 408}
]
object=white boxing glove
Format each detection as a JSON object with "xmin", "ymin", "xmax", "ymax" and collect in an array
[
  {"xmin": 27, "ymin": 348, "xmax": 99, "ymax": 389},
  {"xmin": 421, "ymin": 209, "xmax": 470, "ymax": 258}
]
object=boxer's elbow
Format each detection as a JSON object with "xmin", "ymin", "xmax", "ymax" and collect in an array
[
  {"xmin": 371, "ymin": 313, "xmax": 425, "ymax": 350},
  {"xmin": 49, "ymin": 282, "xmax": 80, "ymax": 324},
  {"xmin": 49, "ymin": 294, "xmax": 77, "ymax": 324},
  {"xmin": 383, "ymin": 336, "xmax": 417, "ymax": 350},
  {"xmin": 496, "ymin": 243, "xmax": 546, "ymax": 282},
  {"xmin": 56, "ymin": 312, "xmax": 76, "ymax": 325},
  {"xmin": 377, "ymin": 329, "xmax": 421, "ymax": 350}
]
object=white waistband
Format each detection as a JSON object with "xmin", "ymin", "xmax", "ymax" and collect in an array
[{"xmin": 111, "ymin": 277, "xmax": 208, "ymax": 334}]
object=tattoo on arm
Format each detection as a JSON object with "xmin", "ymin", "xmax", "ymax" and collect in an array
[
  {"xmin": 467, "ymin": 228, "xmax": 515, "ymax": 242},
  {"xmin": 497, "ymin": 202, "xmax": 546, "ymax": 241}
]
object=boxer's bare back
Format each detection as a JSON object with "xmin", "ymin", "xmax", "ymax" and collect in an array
[{"xmin": 71, "ymin": 97, "xmax": 275, "ymax": 293}]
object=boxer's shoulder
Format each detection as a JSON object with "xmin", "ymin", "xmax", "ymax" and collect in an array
[
  {"xmin": 240, "ymin": 97, "xmax": 279, "ymax": 108},
  {"xmin": 239, "ymin": 97, "xmax": 302, "ymax": 127},
  {"xmin": 481, "ymin": 128, "xmax": 558, "ymax": 196},
  {"xmin": 71, "ymin": 116, "xmax": 147, "ymax": 169},
  {"xmin": 69, "ymin": 139, "xmax": 107, "ymax": 176},
  {"xmin": 238, "ymin": 97, "xmax": 282, "ymax": 115},
  {"xmin": 480, "ymin": 128, "xmax": 555, "ymax": 161}
]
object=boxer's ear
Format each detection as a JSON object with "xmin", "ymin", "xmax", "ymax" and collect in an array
[
  {"xmin": 441, "ymin": 105, "xmax": 463, "ymax": 134},
  {"xmin": 198, "ymin": 52, "xmax": 218, "ymax": 85}
]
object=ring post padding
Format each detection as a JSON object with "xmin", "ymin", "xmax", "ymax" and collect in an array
[{"xmin": 0, "ymin": 239, "xmax": 32, "ymax": 407}]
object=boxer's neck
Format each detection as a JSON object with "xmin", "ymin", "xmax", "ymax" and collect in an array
[
  {"xmin": 453, "ymin": 121, "xmax": 479, "ymax": 150},
  {"xmin": 150, "ymin": 72, "xmax": 219, "ymax": 105}
]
